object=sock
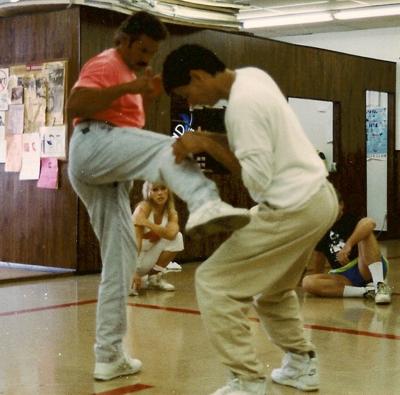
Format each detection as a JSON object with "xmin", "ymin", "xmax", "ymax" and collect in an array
[
  {"xmin": 153, "ymin": 265, "xmax": 164, "ymax": 272},
  {"xmin": 368, "ymin": 261, "xmax": 384, "ymax": 287},
  {"xmin": 343, "ymin": 285, "xmax": 367, "ymax": 297}
]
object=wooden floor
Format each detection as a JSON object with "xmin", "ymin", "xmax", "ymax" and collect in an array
[{"xmin": 0, "ymin": 241, "xmax": 399, "ymax": 395}]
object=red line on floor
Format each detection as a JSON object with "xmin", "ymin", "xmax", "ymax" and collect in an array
[
  {"xmin": 304, "ymin": 323, "xmax": 400, "ymax": 340},
  {"xmin": 0, "ymin": 299, "xmax": 97, "ymax": 317},
  {"xmin": 129, "ymin": 302, "xmax": 400, "ymax": 341},
  {"xmin": 1, "ymin": 298, "xmax": 399, "ymax": 341},
  {"xmin": 93, "ymin": 383, "xmax": 153, "ymax": 395},
  {"xmin": 128, "ymin": 302, "xmax": 200, "ymax": 315}
]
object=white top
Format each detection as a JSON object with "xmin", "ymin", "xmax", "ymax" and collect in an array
[
  {"xmin": 141, "ymin": 210, "xmax": 168, "ymax": 251},
  {"xmin": 225, "ymin": 67, "xmax": 327, "ymax": 209}
]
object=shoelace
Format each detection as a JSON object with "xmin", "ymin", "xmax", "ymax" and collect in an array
[{"xmin": 377, "ymin": 283, "xmax": 392, "ymax": 294}]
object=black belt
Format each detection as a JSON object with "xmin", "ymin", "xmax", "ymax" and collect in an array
[{"xmin": 78, "ymin": 120, "xmax": 115, "ymax": 134}]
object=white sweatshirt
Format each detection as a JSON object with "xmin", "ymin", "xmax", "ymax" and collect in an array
[{"xmin": 225, "ymin": 67, "xmax": 327, "ymax": 209}]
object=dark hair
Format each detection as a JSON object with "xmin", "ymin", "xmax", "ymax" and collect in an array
[
  {"xmin": 114, "ymin": 11, "xmax": 168, "ymax": 45},
  {"xmin": 162, "ymin": 44, "xmax": 226, "ymax": 95}
]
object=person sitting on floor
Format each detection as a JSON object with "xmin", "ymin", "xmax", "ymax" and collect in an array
[
  {"xmin": 302, "ymin": 191, "xmax": 391, "ymax": 304},
  {"xmin": 130, "ymin": 181, "xmax": 184, "ymax": 296}
]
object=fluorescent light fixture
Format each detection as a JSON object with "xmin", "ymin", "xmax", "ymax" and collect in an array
[
  {"xmin": 335, "ymin": 5, "xmax": 400, "ymax": 20},
  {"xmin": 242, "ymin": 12, "xmax": 332, "ymax": 29}
]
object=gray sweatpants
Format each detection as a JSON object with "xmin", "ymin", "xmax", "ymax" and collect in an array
[
  {"xmin": 68, "ymin": 121, "xmax": 221, "ymax": 362},
  {"xmin": 196, "ymin": 181, "xmax": 338, "ymax": 378}
]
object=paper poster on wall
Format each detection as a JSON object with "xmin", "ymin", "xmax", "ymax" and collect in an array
[
  {"xmin": 0, "ymin": 126, "xmax": 6, "ymax": 163},
  {"xmin": 10, "ymin": 86, "xmax": 23, "ymax": 104},
  {"xmin": 6, "ymin": 104, "xmax": 24, "ymax": 134},
  {"xmin": 0, "ymin": 110, "xmax": 5, "ymax": 127},
  {"xmin": 21, "ymin": 73, "xmax": 46, "ymax": 133},
  {"xmin": 0, "ymin": 68, "xmax": 9, "ymax": 111},
  {"xmin": 19, "ymin": 132, "xmax": 41, "ymax": 180},
  {"xmin": 37, "ymin": 157, "xmax": 58, "ymax": 189},
  {"xmin": 366, "ymin": 107, "xmax": 387, "ymax": 158},
  {"xmin": 5, "ymin": 134, "xmax": 22, "ymax": 172},
  {"xmin": 40, "ymin": 125, "xmax": 66, "ymax": 159},
  {"xmin": 45, "ymin": 62, "xmax": 66, "ymax": 126}
]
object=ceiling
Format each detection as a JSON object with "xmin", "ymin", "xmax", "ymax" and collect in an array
[
  {"xmin": 239, "ymin": 0, "xmax": 400, "ymax": 38},
  {"xmin": 1, "ymin": 0, "xmax": 400, "ymax": 38}
]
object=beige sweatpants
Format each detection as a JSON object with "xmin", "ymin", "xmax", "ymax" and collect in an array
[{"xmin": 195, "ymin": 181, "xmax": 338, "ymax": 378}]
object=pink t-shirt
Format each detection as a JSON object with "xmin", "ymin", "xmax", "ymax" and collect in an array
[{"xmin": 73, "ymin": 48, "xmax": 145, "ymax": 128}]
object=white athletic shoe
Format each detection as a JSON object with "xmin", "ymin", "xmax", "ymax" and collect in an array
[
  {"xmin": 271, "ymin": 352, "xmax": 319, "ymax": 391},
  {"xmin": 186, "ymin": 200, "xmax": 250, "ymax": 239},
  {"xmin": 210, "ymin": 375, "xmax": 267, "ymax": 395},
  {"xmin": 94, "ymin": 354, "xmax": 142, "ymax": 381},
  {"xmin": 148, "ymin": 273, "xmax": 175, "ymax": 291},
  {"xmin": 166, "ymin": 261, "xmax": 182, "ymax": 272},
  {"xmin": 375, "ymin": 282, "xmax": 392, "ymax": 304}
]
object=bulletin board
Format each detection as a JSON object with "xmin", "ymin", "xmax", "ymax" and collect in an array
[{"xmin": 0, "ymin": 60, "xmax": 67, "ymax": 188}]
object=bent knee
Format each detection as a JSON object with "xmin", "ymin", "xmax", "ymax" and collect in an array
[{"xmin": 302, "ymin": 275, "xmax": 320, "ymax": 295}]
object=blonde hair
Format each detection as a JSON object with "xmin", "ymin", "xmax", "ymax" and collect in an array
[{"xmin": 142, "ymin": 181, "xmax": 176, "ymax": 215}]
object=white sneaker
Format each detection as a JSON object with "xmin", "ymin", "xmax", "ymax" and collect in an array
[
  {"xmin": 94, "ymin": 354, "xmax": 142, "ymax": 381},
  {"xmin": 211, "ymin": 375, "xmax": 267, "ymax": 395},
  {"xmin": 148, "ymin": 273, "xmax": 175, "ymax": 291},
  {"xmin": 166, "ymin": 261, "xmax": 182, "ymax": 271},
  {"xmin": 186, "ymin": 200, "xmax": 250, "ymax": 238},
  {"xmin": 271, "ymin": 352, "xmax": 319, "ymax": 391},
  {"xmin": 375, "ymin": 282, "xmax": 392, "ymax": 304}
]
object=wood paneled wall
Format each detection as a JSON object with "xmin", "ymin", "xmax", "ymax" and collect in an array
[
  {"xmin": 0, "ymin": 8, "xmax": 80, "ymax": 269},
  {"xmin": 0, "ymin": 6, "xmax": 396, "ymax": 272}
]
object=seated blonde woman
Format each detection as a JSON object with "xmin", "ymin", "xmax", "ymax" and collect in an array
[{"xmin": 130, "ymin": 181, "xmax": 184, "ymax": 296}]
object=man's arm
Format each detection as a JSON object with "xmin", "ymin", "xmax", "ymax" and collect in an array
[
  {"xmin": 172, "ymin": 131, "xmax": 241, "ymax": 175},
  {"xmin": 336, "ymin": 217, "xmax": 376, "ymax": 265}
]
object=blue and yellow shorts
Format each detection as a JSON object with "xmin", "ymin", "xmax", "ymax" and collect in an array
[{"xmin": 329, "ymin": 256, "xmax": 388, "ymax": 287}]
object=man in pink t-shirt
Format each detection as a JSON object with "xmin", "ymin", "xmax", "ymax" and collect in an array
[{"xmin": 67, "ymin": 11, "xmax": 250, "ymax": 383}]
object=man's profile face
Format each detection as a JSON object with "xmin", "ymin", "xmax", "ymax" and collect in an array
[
  {"xmin": 120, "ymin": 34, "xmax": 160, "ymax": 71},
  {"xmin": 173, "ymin": 70, "xmax": 220, "ymax": 108}
]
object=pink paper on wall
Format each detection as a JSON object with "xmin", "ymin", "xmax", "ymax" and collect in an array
[{"xmin": 37, "ymin": 157, "xmax": 58, "ymax": 189}]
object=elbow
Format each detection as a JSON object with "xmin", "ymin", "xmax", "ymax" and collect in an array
[
  {"xmin": 165, "ymin": 232, "xmax": 178, "ymax": 241},
  {"xmin": 165, "ymin": 229, "xmax": 179, "ymax": 241},
  {"xmin": 66, "ymin": 89, "xmax": 93, "ymax": 119},
  {"xmin": 66, "ymin": 96, "xmax": 80, "ymax": 118}
]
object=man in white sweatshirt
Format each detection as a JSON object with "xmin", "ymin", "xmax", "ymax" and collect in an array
[{"xmin": 162, "ymin": 44, "xmax": 339, "ymax": 395}]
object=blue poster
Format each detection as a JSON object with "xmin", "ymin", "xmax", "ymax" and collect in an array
[{"xmin": 366, "ymin": 107, "xmax": 387, "ymax": 158}]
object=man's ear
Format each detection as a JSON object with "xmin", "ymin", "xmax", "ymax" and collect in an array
[{"xmin": 189, "ymin": 69, "xmax": 207, "ymax": 82}]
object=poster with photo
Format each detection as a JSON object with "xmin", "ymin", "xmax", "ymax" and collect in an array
[
  {"xmin": 11, "ymin": 86, "xmax": 23, "ymax": 104},
  {"xmin": 19, "ymin": 73, "xmax": 46, "ymax": 133},
  {"xmin": 45, "ymin": 62, "xmax": 66, "ymax": 126},
  {"xmin": 40, "ymin": 125, "xmax": 66, "ymax": 159},
  {"xmin": 0, "ymin": 68, "xmax": 9, "ymax": 111},
  {"xmin": 366, "ymin": 107, "xmax": 387, "ymax": 158}
]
